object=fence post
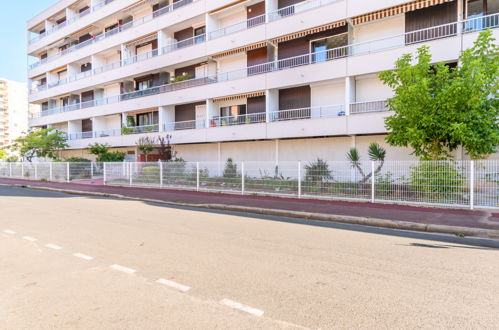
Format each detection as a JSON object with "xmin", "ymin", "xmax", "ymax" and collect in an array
[
  {"xmin": 66, "ymin": 162, "xmax": 70, "ymax": 182},
  {"xmin": 469, "ymin": 160, "xmax": 474, "ymax": 210},
  {"xmin": 21, "ymin": 163, "xmax": 24, "ymax": 178},
  {"xmin": 90, "ymin": 162, "xmax": 94, "ymax": 179},
  {"xmin": 159, "ymin": 162, "xmax": 163, "ymax": 188},
  {"xmin": 49, "ymin": 162, "xmax": 53, "ymax": 181},
  {"xmin": 34, "ymin": 163, "xmax": 38, "ymax": 180},
  {"xmin": 196, "ymin": 162, "xmax": 200, "ymax": 192},
  {"xmin": 371, "ymin": 161, "xmax": 375, "ymax": 203},
  {"xmin": 9, "ymin": 162, "xmax": 12, "ymax": 177},
  {"xmin": 103, "ymin": 163, "xmax": 107, "ymax": 184},
  {"xmin": 298, "ymin": 161, "xmax": 302, "ymax": 198},
  {"xmin": 129, "ymin": 163, "xmax": 133, "ymax": 187},
  {"xmin": 241, "ymin": 161, "xmax": 245, "ymax": 195}
]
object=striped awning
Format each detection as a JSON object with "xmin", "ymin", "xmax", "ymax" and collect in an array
[
  {"xmin": 212, "ymin": 41, "xmax": 267, "ymax": 59},
  {"xmin": 351, "ymin": 0, "xmax": 455, "ymax": 25},
  {"xmin": 270, "ymin": 20, "xmax": 347, "ymax": 44},
  {"xmin": 126, "ymin": 33, "xmax": 157, "ymax": 47},
  {"xmin": 67, "ymin": 25, "xmax": 95, "ymax": 39},
  {"xmin": 212, "ymin": 91, "xmax": 265, "ymax": 103},
  {"xmin": 123, "ymin": 0, "xmax": 154, "ymax": 13}
]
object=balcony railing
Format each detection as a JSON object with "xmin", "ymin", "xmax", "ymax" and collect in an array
[
  {"xmin": 164, "ymin": 119, "xmax": 206, "ymax": 131},
  {"xmin": 31, "ymin": 13, "xmax": 499, "ymax": 118},
  {"xmin": 65, "ymin": 103, "xmax": 368, "ymax": 141},
  {"xmin": 210, "ymin": 112, "xmax": 267, "ymax": 127},
  {"xmin": 209, "ymin": 14, "xmax": 266, "ymax": 40},
  {"xmin": 267, "ymin": 0, "xmax": 339, "ymax": 22},
  {"xmin": 29, "ymin": 0, "xmax": 116, "ymax": 45},
  {"xmin": 30, "ymin": 35, "xmax": 207, "ymax": 95},
  {"xmin": 349, "ymin": 100, "xmax": 388, "ymax": 114},
  {"xmin": 29, "ymin": 0, "xmax": 198, "ymax": 69},
  {"xmin": 269, "ymin": 105, "xmax": 345, "ymax": 122}
]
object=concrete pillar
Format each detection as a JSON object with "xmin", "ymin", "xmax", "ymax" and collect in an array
[
  {"xmin": 206, "ymin": 99, "xmax": 217, "ymax": 128},
  {"xmin": 275, "ymin": 139, "xmax": 279, "ymax": 165},
  {"xmin": 265, "ymin": 0, "xmax": 278, "ymax": 21},
  {"xmin": 92, "ymin": 116, "xmax": 106, "ymax": 136},
  {"xmin": 457, "ymin": 0, "xmax": 464, "ymax": 35},
  {"xmin": 44, "ymin": 20, "xmax": 55, "ymax": 32},
  {"xmin": 91, "ymin": 54, "xmax": 106, "ymax": 69},
  {"xmin": 159, "ymin": 105, "xmax": 175, "ymax": 131},
  {"xmin": 158, "ymin": 30, "xmax": 175, "ymax": 51},
  {"xmin": 68, "ymin": 120, "xmax": 82, "ymax": 136},
  {"xmin": 265, "ymin": 89, "xmax": 278, "ymax": 122},
  {"xmin": 345, "ymin": 76, "xmax": 355, "ymax": 116},
  {"xmin": 66, "ymin": 7, "xmax": 76, "ymax": 21},
  {"xmin": 67, "ymin": 63, "xmax": 79, "ymax": 78},
  {"xmin": 205, "ymin": 13, "xmax": 218, "ymax": 40},
  {"xmin": 122, "ymin": 113, "xmax": 128, "ymax": 127}
]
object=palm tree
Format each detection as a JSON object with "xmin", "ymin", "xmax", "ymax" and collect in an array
[{"xmin": 347, "ymin": 142, "xmax": 386, "ymax": 183}]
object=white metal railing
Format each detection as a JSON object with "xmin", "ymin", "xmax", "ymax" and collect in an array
[
  {"xmin": 28, "ymin": 0, "xmax": 198, "ymax": 69},
  {"xmin": 28, "ymin": 0, "xmax": 115, "ymax": 45},
  {"xmin": 210, "ymin": 112, "xmax": 267, "ymax": 127},
  {"xmin": 164, "ymin": 119, "xmax": 206, "ymax": 131},
  {"xmin": 209, "ymin": 14, "xmax": 266, "ymax": 40},
  {"xmin": 350, "ymin": 100, "xmax": 388, "ymax": 114},
  {"xmin": 267, "ymin": 0, "xmax": 339, "ymax": 22},
  {"xmin": 269, "ymin": 105, "xmax": 345, "ymax": 122},
  {"xmin": 30, "ymin": 13, "xmax": 499, "ymax": 118},
  {"xmin": 30, "ymin": 35, "xmax": 207, "ymax": 94},
  {"xmin": 1, "ymin": 160, "xmax": 497, "ymax": 210}
]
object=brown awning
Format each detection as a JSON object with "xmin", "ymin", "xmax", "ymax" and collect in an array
[
  {"xmin": 351, "ymin": 0, "xmax": 455, "ymax": 25},
  {"xmin": 212, "ymin": 42, "xmax": 267, "ymax": 59},
  {"xmin": 270, "ymin": 20, "xmax": 347, "ymax": 44},
  {"xmin": 125, "ymin": 33, "xmax": 157, "ymax": 47},
  {"xmin": 212, "ymin": 91, "xmax": 265, "ymax": 103}
]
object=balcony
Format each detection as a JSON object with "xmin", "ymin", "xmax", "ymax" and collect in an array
[
  {"xmin": 65, "ymin": 101, "xmax": 384, "ymax": 142},
  {"xmin": 349, "ymin": 100, "xmax": 388, "ymax": 114},
  {"xmin": 31, "ymin": 13, "xmax": 499, "ymax": 120},
  {"xmin": 31, "ymin": 34, "xmax": 206, "ymax": 95},
  {"xmin": 28, "ymin": 0, "xmax": 114, "ymax": 45},
  {"xmin": 28, "ymin": 0, "xmax": 198, "ymax": 70}
]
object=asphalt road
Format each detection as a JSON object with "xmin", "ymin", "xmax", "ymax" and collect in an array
[{"xmin": 0, "ymin": 186, "xmax": 498, "ymax": 329}]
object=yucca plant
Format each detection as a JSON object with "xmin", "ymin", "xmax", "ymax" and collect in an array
[{"xmin": 347, "ymin": 142, "xmax": 387, "ymax": 183}]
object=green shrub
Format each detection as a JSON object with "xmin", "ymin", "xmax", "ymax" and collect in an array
[
  {"xmin": 99, "ymin": 151, "xmax": 126, "ymax": 162},
  {"xmin": 66, "ymin": 157, "xmax": 91, "ymax": 162},
  {"xmin": 223, "ymin": 158, "xmax": 238, "ymax": 178},
  {"xmin": 305, "ymin": 158, "xmax": 332, "ymax": 182},
  {"xmin": 140, "ymin": 166, "xmax": 160, "ymax": 183},
  {"xmin": 409, "ymin": 162, "xmax": 466, "ymax": 201}
]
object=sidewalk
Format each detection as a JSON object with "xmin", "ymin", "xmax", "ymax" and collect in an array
[{"xmin": 1, "ymin": 178, "xmax": 498, "ymax": 238}]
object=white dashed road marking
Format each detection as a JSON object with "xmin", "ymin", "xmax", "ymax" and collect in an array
[
  {"xmin": 22, "ymin": 236, "xmax": 38, "ymax": 242},
  {"xmin": 156, "ymin": 278, "xmax": 191, "ymax": 292},
  {"xmin": 73, "ymin": 253, "xmax": 94, "ymax": 261},
  {"xmin": 110, "ymin": 264, "xmax": 136, "ymax": 274},
  {"xmin": 220, "ymin": 298, "xmax": 264, "ymax": 317},
  {"xmin": 46, "ymin": 244, "xmax": 62, "ymax": 250},
  {"xmin": 3, "ymin": 230, "xmax": 16, "ymax": 235}
]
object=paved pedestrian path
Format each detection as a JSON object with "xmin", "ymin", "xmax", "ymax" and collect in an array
[{"xmin": 1, "ymin": 178, "xmax": 498, "ymax": 232}]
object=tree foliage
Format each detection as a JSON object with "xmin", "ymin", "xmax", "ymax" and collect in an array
[
  {"xmin": 88, "ymin": 143, "xmax": 125, "ymax": 162},
  {"xmin": 0, "ymin": 149, "xmax": 6, "ymax": 160},
  {"xmin": 136, "ymin": 137, "xmax": 156, "ymax": 162},
  {"xmin": 379, "ymin": 30, "xmax": 499, "ymax": 160},
  {"xmin": 9, "ymin": 128, "xmax": 68, "ymax": 162}
]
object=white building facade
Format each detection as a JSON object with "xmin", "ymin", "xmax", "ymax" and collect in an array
[
  {"xmin": 27, "ymin": 0, "xmax": 499, "ymax": 161},
  {"xmin": 0, "ymin": 79, "xmax": 32, "ymax": 154}
]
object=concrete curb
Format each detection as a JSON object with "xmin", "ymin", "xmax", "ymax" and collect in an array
[{"xmin": 3, "ymin": 183, "xmax": 499, "ymax": 239}]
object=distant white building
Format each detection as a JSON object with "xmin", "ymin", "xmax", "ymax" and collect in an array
[{"xmin": 0, "ymin": 79, "xmax": 34, "ymax": 156}]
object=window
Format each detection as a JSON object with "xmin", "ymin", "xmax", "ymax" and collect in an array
[
  {"xmin": 137, "ymin": 80, "xmax": 151, "ymax": 91},
  {"xmin": 137, "ymin": 112, "xmax": 159, "ymax": 126},
  {"xmin": 194, "ymin": 26, "xmax": 206, "ymax": 43},
  {"xmin": 81, "ymin": 63, "xmax": 92, "ymax": 73},
  {"xmin": 310, "ymin": 33, "xmax": 348, "ymax": 62},
  {"xmin": 466, "ymin": 0, "xmax": 499, "ymax": 17},
  {"xmin": 220, "ymin": 105, "xmax": 247, "ymax": 118}
]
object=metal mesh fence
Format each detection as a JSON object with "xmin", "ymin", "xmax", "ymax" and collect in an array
[{"xmin": 0, "ymin": 160, "xmax": 497, "ymax": 209}]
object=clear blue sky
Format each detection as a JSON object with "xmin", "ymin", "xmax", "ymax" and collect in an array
[{"xmin": 0, "ymin": 0, "xmax": 58, "ymax": 83}]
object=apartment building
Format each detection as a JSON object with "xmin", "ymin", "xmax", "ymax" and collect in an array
[
  {"xmin": 27, "ymin": 0, "xmax": 499, "ymax": 162},
  {"xmin": 0, "ymin": 79, "xmax": 32, "ymax": 154}
]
